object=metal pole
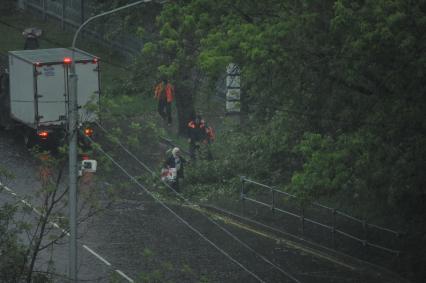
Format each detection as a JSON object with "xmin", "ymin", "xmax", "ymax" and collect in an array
[
  {"xmin": 17, "ymin": 0, "xmax": 26, "ymax": 10},
  {"xmin": 332, "ymin": 208, "xmax": 336, "ymax": 248},
  {"xmin": 68, "ymin": 1, "xmax": 153, "ymax": 281},
  {"xmin": 80, "ymin": 0, "xmax": 85, "ymax": 24},
  {"xmin": 240, "ymin": 176, "xmax": 245, "ymax": 215},
  {"xmin": 240, "ymin": 177, "xmax": 245, "ymax": 201},
  {"xmin": 42, "ymin": 0, "xmax": 47, "ymax": 21},
  {"xmin": 68, "ymin": 63, "xmax": 78, "ymax": 283},
  {"xmin": 362, "ymin": 219, "xmax": 367, "ymax": 247},
  {"xmin": 61, "ymin": 0, "xmax": 65, "ymax": 30}
]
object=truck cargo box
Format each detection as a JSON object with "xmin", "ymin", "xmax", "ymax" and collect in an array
[{"xmin": 8, "ymin": 48, "xmax": 100, "ymax": 129}]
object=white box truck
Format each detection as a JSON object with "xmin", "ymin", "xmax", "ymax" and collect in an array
[{"xmin": 0, "ymin": 48, "xmax": 100, "ymax": 148}]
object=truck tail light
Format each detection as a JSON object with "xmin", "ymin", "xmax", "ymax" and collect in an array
[
  {"xmin": 84, "ymin": 128, "xmax": 94, "ymax": 137},
  {"xmin": 92, "ymin": 58, "xmax": 98, "ymax": 64},
  {"xmin": 63, "ymin": 57, "xmax": 72, "ymax": 64},
  {"xmin": 38, "ymin": 130, "xmax": 49, "ymax": 139}
]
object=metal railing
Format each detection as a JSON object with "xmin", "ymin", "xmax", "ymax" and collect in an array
[{"xmin": 240, "ymin": 177, "xmax": 402, "ymax": 256}]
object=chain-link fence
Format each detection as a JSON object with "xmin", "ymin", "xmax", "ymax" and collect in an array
[{"xmin": 21, "ymin": 0, "xmax": 142, "ymax": 58}]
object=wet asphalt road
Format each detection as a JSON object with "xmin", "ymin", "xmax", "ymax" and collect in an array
[{"xmin": 0, "ymin": 129, "xmax": 405, "ymax": 283}]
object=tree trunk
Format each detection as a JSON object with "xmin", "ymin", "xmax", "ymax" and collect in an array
[
  {"xmin": 26, "ymin": 217, "xmax": 47, "ymax": 282},
  {"xmin": 174, "ymin": 84, "xmax": 194, "ymax": 136}
]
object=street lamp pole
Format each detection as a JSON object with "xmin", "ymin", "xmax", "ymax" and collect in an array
[{"xmin": 68, "ymin": 1, "xmax": 152, "ymax": 281}]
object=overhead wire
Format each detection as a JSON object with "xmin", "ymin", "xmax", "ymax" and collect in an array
[
  {"xmin": 82, "ymin": 132, "xmax": 266, "ymax": 283},
  {"xmin": 92, "ymin": 121, "xmax": 301, "ymax": 283},
  {"xmin": 93, "ymin": 121, "xmax": 154, "ymax": 175}
]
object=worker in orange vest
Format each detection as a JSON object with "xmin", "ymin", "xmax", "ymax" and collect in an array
[
  {"xmin": 187, "ymin": 114, "xmax": 213, "ymax": 160},
  {"xmin": 154, "ymin": 79, "xmax": 174, "ymax": 125}
]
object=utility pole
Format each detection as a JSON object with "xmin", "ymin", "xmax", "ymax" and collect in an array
[
  {"xmin": 68, "ymin": 60, "xmax": 78, "ymax": 282},
  {"xmin": 80, "ymin": 0, "xmax": 85, "ymax": 24},
  {"xmin": 68, "ymin": 1, "xmax": 153, "ymax": 281}
]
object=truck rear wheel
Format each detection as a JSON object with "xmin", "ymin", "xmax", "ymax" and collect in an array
[{"xmin": 24, "ymin": 134, "xmax": 33, "ymax": 148}]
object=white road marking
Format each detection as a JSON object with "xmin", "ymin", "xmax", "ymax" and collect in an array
[
  {"xmin": 1, "ymin": 182, "xmax": 135, "ymax": 283},
  {"xmin": 2, "ymin": 185, "xmax": 11, "ymax": 192},
  {"xmin": 115, "ymin": 269, "xmax": 135, "ymax": 283},
  {"xmin": 83, "ymin": 245, "xmax": 112, "ymax": 266}
]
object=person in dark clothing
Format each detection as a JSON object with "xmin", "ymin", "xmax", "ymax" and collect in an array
[
  {"xmin": 24, "ymin": 33, "xmax": 39, "ymax": 50},
  {"xmin": 22, "ymin": 28, "xmax": 42, "ymax": 50},
  {"xmin": 187, "ymin": 115, "xmax": 208, "ymax": 161},
  {"xmin": 164, "ymin": 147, "xmax": 186, "ymax": 192}
]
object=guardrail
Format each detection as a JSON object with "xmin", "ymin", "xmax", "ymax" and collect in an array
[{"xmin": 240, "ymin": 177, "xmax": 402, "ymax": 256}]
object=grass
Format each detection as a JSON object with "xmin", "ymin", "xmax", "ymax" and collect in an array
[
  {"xmin": 0, "ymin": 8, "xmax": 128, "ymax": 91},
  {"xmin": 0, "ymin": 23, "xmax": 24, "ymax": 54}
]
